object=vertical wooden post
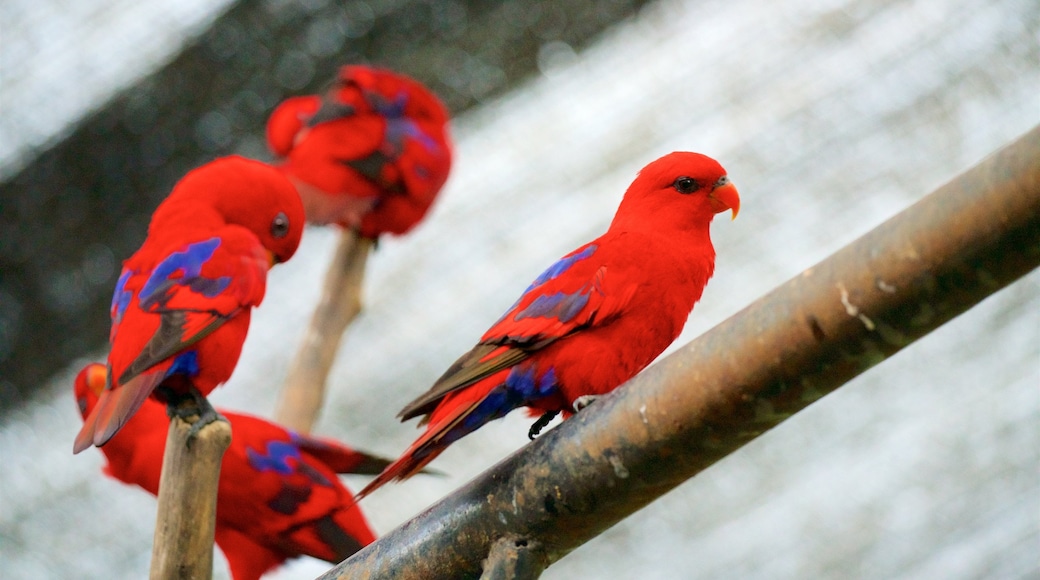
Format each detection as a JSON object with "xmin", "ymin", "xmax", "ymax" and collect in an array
[
  {"xmin": 275, "ymin": 230, "xmax": 373, "ymax": 433},
  {"xmin": 149, "ymin": 416, "xmax": 232, "ymax": 580}
]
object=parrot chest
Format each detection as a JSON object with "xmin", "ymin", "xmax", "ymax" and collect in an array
[
  {"xmin": 548, "ymin": 309, "xmax": 682, "ymax": 404},
  {"xmin": 546, "ymin": 254, "xmax": 710, "ymax": 405}
]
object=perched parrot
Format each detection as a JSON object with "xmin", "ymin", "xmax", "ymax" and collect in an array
[
  {"xmin": 74, "ymin": 363, "xmax": 386, "ymax": 580},
  {"xmin": 73, "ymin": 156, "xmax": 305, "ymax": 453},
  {"xmin": 265, "ymin": 65, "xmax": 453, "ymax": 237},
  {"xmin": 358, "ymin": 151, "xmax": 740, "ymax": 497}
]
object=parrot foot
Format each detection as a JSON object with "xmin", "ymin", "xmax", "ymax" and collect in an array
[
  {"xmin": 160, "ymin": 387, "xmax": 227, "ymax": 448},
  {"xmin": 528, "ymin": 410, "xmax": 560, "ymax": 440},
  {"xmin": 573, "ymin": 395, "xmax": 600, "ymax": 412},
  {"xmin": 183, "ymin": 402, "xmax": 226, "ymax": 449}
]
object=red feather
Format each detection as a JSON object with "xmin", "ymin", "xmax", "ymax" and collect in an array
[
  {"xmin": 360, "ymin": 151, "xmax": 741, "ymax": 497},
  {"xmin": 74, "ymin": 364, "xmax": 385, "ymax": 580},
  {"xmin": 266, "ymin": 65, "xmax": 453, "ymax": 237},
  {"xmin": 74, "ymin": 156, "xmax": 305, "ymax": 453}
]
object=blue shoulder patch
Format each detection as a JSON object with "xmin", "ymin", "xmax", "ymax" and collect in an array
[
  {"xmin": 514, "ymin": 290, "xmax": 591, "ymax": 324},
  {"xmin": 495, "ymin": 244, "xmax": 598, "ymax": 324},
  {"xmin": 529, "ymin": 244, "xmax": 598, "ymax": 289},
  {"xmin": 139, "ymin": 238, "xmax": 231, "ymax": 306}
]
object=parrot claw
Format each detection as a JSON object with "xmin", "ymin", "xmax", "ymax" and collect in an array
[
  {"xmin": 184, "ymin": 404, "xmax": 227, "ymax": 449},
  {"xmin": 161, "ymin": 386, "xmax": 226, "ymax": 448},
  {"xmin": 573, "ymin": 395, "xmax": 600, "ymax": 412},
  {"xmin": 528, "ymin": 410, "xmax": 560, "ymax": 440}
]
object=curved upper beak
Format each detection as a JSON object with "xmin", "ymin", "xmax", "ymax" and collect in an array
[
  {"xmin": 267, "ymin": 250, "xmax": 279, "ymax": 268},
  {"xmin": 708, "ymin": 176, "xmax": 740, "ymax": 220}
]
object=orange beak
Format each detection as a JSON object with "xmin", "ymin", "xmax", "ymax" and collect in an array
[
  {"xmin": 267, "ymin": 250, "xmax": 278, "ymax": 268},
  {"xmin": 85, "ymin": 364, "xmax": 108, "ymax": 396},
  {"xmin": 709, "ymin": 177, "xmax": 740, "ymax": 220}
]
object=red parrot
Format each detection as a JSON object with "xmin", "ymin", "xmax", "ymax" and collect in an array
[
  {"xmin": 73, "ymin": 156, "xmax": 305, "ymax": 453},
  {"xmin": 358, "ymin": 151, "xmax": 740, "ymax": 497},
  {"xmin": 74, "ymin": 363, "xmax": 386, "ymax": 580},
  {"xmin": 266, "ymin": 65, "xmax": 453, "ymax": 237}
]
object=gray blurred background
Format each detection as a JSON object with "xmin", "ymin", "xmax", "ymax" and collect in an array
[{"xmin": 1, "ymin": 0, "xmax": 1037, "ymax": 578}]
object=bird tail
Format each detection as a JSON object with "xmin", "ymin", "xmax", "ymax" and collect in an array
[
  {"xmin": 72, "ymin": 371, "xmax": 164, "ymax": 454},
  {"xmin": 356, "ymin": 384, "xmax": 498, "ymax": 499},
  {"xmin": 353, "ymin": 428, "xmax": 454, "ymax": 500}
]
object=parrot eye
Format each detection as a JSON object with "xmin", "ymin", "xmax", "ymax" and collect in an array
[
  {"xmin": 673, "ymin": 177, "xmax": 699, "ymax": 194},
  {"xmin": 270, "ymin": 212, "xmax": 291, "ymax": 238}
]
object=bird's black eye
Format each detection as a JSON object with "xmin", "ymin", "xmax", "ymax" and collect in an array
[
  {"xmin": 270, "ymin": 212, "xmax": 290, "ymax": 238},
  {"xmin": 673, "ymin": 176, "xmax": 699, "ymax": 194}
]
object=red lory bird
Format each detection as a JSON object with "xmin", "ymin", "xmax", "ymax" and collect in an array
[
  {"xmin": 73, "ymin": 156, "xmax": 305, "ymax": 453},
  {"xmin": 266, "ymin": 65, "xmax": 453, "ymax": 237},
  {"xmin": 358, "ymin": 151, "xmax": 740, "ymax": 497},
  {"xmin": 75, "ymin": 363, "xmax": 386, "ymax": 580}
]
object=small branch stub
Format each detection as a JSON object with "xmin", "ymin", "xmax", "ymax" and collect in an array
[
  {"xmin": 480, "ymin": 536, "xmax": 547, "ymax": 580},
  {"xmin": 275, "ymin": 230, "xmax": 373, "ymax": 433},
  {"xmin": 149, "ymin": 414, "xmax": 232, "ymax": 580}
]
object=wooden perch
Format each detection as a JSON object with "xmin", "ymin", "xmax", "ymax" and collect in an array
[
  {"xmin": 149, "ymin": 414, "xmax": 232, "ymax": 580},
  {"xmin": 275, "ymin": 230, "xmax": 373, "ymax": 433}
]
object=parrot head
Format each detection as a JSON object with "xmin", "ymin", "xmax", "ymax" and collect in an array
[
  {"xmin": 612, "ymin": 151, "xmax": 740, "ymax": 232},
  {"xmin": 74, "ymin": 363, "xmax": 109, "ymax": 419},
  {"xmin": 161, "ymin": 156, "xmax": 306, "ymax": 265},
  {"xmin": 265, "ymin": 65, "xmax": 453, "ymax": 237}
]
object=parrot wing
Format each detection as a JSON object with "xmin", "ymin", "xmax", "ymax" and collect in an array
[
  {"xmin": 74, "ymin": 235, "xmax": 268, "ymax": 453},
  {"xmin": 116, "ymin": 235, "xmax": 268, "ymax": 382},
  {"xmin": 398, "ymin": 242, "xmax": 636, "ymax": 421}
]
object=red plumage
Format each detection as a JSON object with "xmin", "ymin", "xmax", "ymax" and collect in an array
[
  {"xmin": 73, "ymin": 156, "xmax": 305, "ymax": 453},
  {"xmin": 266, "ymin": 65, "xmax": 453, "ymax": 237},
  {"xmin": 359, "ymin": 151, "xmax": 741, "ymax": 496},
  {"xmin": 74, "ymin": 363, "xmax": 385, "ymax": 580}
]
